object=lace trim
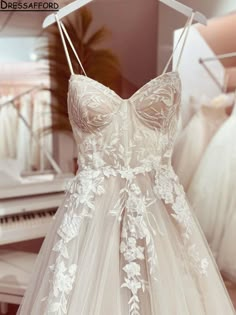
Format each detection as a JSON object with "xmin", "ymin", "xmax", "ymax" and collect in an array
[
  {"xmin": 42, "ymin": 162, "xmax": 209, "ymax": 315},
  {"xmin": 42, "ymin": 169, "xmax": 106, "ymax": 314},
  {"xmin": 154, "ymin": 166, "xmax": 209, "ymax": 275}
]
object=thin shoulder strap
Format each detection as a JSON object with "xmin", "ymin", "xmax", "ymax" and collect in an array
[
  {"xmin": 55, "ymin": 14, "xmax": 87, "ymax": 76},
  {"xmin": 162, "ymin": 11, "xmax": 195, "ymax": 74}
]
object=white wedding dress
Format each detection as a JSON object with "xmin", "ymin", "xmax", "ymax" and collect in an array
[
  {"xmin": 173, "ymin": 104, "xmax": 228, "ymax": 190},
  {"xmin": 17, "ymin": 13, "xmax": 235, "ymax": 315},
  {"xmin": 188, "ymin": 101, "xmax": 236, "ymax": 281}
]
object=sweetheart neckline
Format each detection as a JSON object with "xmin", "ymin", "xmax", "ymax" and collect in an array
[{"xmin": 69, "ymin": 71, "xmax": 180, "ymax": 102}]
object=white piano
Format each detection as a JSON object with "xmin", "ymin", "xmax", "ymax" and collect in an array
[
  {"xmin": 0, "ymin": 173, "xmax": 73, "ymax": 313},
  {"xmin": 0, "ymin": 93, "xmax": 74, "ymax": 312},
  {"xmin": 0, "ymin": 173, "xmax": 73, "ymax": 245}
]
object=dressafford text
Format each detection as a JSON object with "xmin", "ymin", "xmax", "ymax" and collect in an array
[{"xmin": 0, "ymin": 0, "xmax": 59, "ymax": 11}]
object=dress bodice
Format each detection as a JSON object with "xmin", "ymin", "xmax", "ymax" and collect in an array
[
  {"xmin": 68, "ymin": 72, "xmax": 181, "ymax": 170},
  {"xmin": 55, "ymin": 10, "xmax": 194, "ymax": 172}
]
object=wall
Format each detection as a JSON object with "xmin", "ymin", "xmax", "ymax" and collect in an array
[
  {"xmin": 173, "ymin": 27, "xmax": 225, "ymax": 126},
  {"xmin": 197, "ymin": 12, "xmax": 236, "ymax": 68},
  {"xmin": 0, "ymin": 37, "xmax": 37, "ymax": 62},
  {"xmin": 89, "ymin": 0, "xmax": 158, "ymax": 87},
  {"xmin": 157, "ymin": 0, "xmax": 236, "ymax": 74},
  {"xmin": 0, "ymin": 37, "xmax": 48, "ymax": 85}
]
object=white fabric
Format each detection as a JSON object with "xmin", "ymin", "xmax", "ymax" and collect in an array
[
  {"xmin": 0, "ymin": 99, "xmax": 18, "ymax": 159},
  {"xmin": 17, "ymin": 71, "xmax": 235, "ymax": 314},
  {"xmin": 173, "ymin": 105, "xmax": 228, "ymax": 190},
  {"xmin": 0, "ymin": 91, "xmax": 52, "ymax": 173},
  {"xmin": 16, "ymin": 94, "xmax": 32, "ymax": 171},
  {"xmin": 31, "ymin": 90, "xmax": 52, "ymax": 171},
  {"xmin": 17, "ymin": 13, "xmax": 235, "ymax": 315},
  {"xmin": 0, "ymin": 159, "xmax": 22, "ymax": 186},
  {"xmin": 187, "ymin": 103, "xmax": 236, "ymax": 281}
]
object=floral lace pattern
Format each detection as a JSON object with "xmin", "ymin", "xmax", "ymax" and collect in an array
[
  {"xmin": 154, "ymin": 166, "xmax": 209, "ymax": 275},
  {"xmin": 42, "ymin": 72, "xmax": 209, "ymax": 315},
  {"xmin": 114, "ymin": 178, "xmax": 158, "ymax": 315}
]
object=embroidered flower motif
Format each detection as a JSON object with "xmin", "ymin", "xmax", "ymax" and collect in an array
[
  {"xmin": 200, "ymin": 259, "xmax": 209, "ymax": 275},
  {"xmin": 188, "ymin": 245, "xmax": 209, "ymax": 275},
  {"xmin": 120, "ymin": 238, "xmax": 144, "ymax": 261},
  {"xmin": 154, "ymin": 166, "xmax": 209, "ymax": 276},
  {"xmin": 89, "ymin": 151, "xmax": 106, "ymax": 168},
  {"xmin": 44, "ymin": 165, "xmax": 108, "ymax": 314},
  {"xmin": 57, "ymin": 211, "xmax": 82, "ymax": 243},
  {"xmin": 130, "ymin": 183, "xmax": 141, "ymax": 195},
  {"xmin": 47, "ymin": 262, "xmax": 77, "ymax": 314},
  {"xmin": 119, "ymin": 167, "xmax": 135, "ymax": 181},
  {"xmin": 43, "ymin": 72, "xmax": 209, "ymax": 315},
  {"xmin": 155, "ymin": 173, "xmax": 174, "ymax": 203},
  {"xmin": 51, "ymin": 262, "xmax": 77, "ymax": 296},
  {"xmin": 121, "ymin": 262, "xmax": 145, "ymax": 315},
  {"xmin": 116, "ymin": 184, "xmax": 159, "ymax": 315},
  {"xmin": 123, "ymin": 262, "xmax": 141, "ymax": 279}
]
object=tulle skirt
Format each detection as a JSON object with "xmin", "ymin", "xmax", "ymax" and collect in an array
[
  {"xmin": 17, "ymin": 166, "xmax": 235, "ymax": 315},
  {"xmin": 187, "ymin": 116, "xmax": 236, "ymax": 282}
]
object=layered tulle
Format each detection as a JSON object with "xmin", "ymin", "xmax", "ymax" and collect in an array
[
  {"xmin": 173, "ymin": 105, "xmax": 227, "ymax": 191},
  {"xmin": 17, "ymin": 69, "xmax": 235, "ymax": 314},
  {"xmin": 188, "ymin": 106, "xmax": 236, "ymax": 282},
  {"xmin": 17, "ymin": 165, "xmax": 235, "ymax": 315}
]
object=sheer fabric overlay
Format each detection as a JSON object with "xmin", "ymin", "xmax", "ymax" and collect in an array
[
  {"xmin": 17, "ymin": 12, "xmax": 235, "ymax": 315},
  {"xmin": 188, "ymin": 104, "xmax": 236, "ymax": 282},
  {"xmin": 17, "ymin": 72, "xmax": 235, "ymax": 315},
  {"xmin": 173, "ymin": 105, "xmax": 228, "ymax": 190}
]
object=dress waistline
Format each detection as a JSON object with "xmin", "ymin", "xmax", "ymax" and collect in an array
[{"xmin": 75, "ymin": 163, "xmax": 163, "ymax": 181}]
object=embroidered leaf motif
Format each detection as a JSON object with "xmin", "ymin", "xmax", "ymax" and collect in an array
[{"xmin": 42, "ymin": 73, "xmax": 209, "ymax": 315}]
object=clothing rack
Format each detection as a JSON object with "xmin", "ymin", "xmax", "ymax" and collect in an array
[
  {"xmin": 199, "ymin": 52, "xmax": 236, "ymax": 92},
  {"xmin": 0, "ymin": 85, "xmax": 62, "ymax": 174},
  {"xmin": 0, "ymin": 85, "xmax": 44, "ymax": 108},
  {"xmin": 200, "ymin": 52, "xmax": 236, "ymax": 63}
]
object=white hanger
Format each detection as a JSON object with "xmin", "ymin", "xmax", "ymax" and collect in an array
[
  {"xmin": 43, "ymin": 0, "xmax": 93, "ymax": 28},
  {"xmin": 159, "ymin": 0, "xmax": 207, "ymax": 25},
  {"xmin": 43, "ymin": 0, "xmax": 207, "ymax": 28}
]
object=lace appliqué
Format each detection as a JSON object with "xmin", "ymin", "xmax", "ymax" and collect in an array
[
  {"xmin": 43, "ymin": 168, "xmax": 107, "ymax": 314},
  {"xmin": 41, "ymin": 72, "xmax": 210, "ymax": 314},
  {"xmin": 154, "ymin": 166, "xmax": 209, "ymax": 276},
  {"xmin": 110, "ymin": 169, "xmax": 159, "ymax": 315},
  {"xmin": 46, "ymin": 262, "xmax": 77, "ymax": 315}
]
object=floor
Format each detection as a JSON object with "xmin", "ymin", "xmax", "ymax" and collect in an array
[{"xmin": 2, "ymin": 280, "xmax": 236, "ymax": 315}]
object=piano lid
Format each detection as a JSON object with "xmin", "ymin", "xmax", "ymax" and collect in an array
[
  {"xmin": 0, "ymin": 192, "xmax": 65, "ymax": 216},
  {"xmin": 0, "ymin": 173, "xmax": 73, "ymax": 199}
]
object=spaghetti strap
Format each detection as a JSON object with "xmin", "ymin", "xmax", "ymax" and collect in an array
[
  {"xmin": 162, "ymin": 11, "xmax": 195, "ymax": 74},
  {"xmin": 55, "ymin": 14, "xmax": 87, "ymax": 76}
]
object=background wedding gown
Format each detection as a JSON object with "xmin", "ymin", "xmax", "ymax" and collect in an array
[
  {"xmin": 188, "ymin": 102, "xmax": 236, "ymax": 280},
  {"xmin": 173, "ymin": 104, "xmax": 228, "ymax": 190},
  {"xmin": 17, "ymin": 13, "xmax": 235, "ymax": 315}
]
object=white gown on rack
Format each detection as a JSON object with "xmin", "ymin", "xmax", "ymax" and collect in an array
[
  {"xmin": 17, "ymin": 13, "xmax": 235, "ymax": 315},
  {"xmin": 0, "ymin": 98, "xmax": 18, "ymax": 159},
  {"xmin": 188, "ymin": 102, "xmax": 236, "ymax": 280},
  {"xmin": 172, "ymin": 104, "xmax": 228, "ymax": 190}
]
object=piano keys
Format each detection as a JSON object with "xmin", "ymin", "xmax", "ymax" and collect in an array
[
  {"xmin": 0, "ymin": 173, "xmax": 73, "ymax": 245},
  {"xmin": 0, "ymin": 208, "xmax": 57, "ymax": 245}
]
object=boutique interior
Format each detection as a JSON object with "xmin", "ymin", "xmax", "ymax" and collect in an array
[{"xmin": 1, "ymin": 0, "xmax": 236, "ymax": 314}]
